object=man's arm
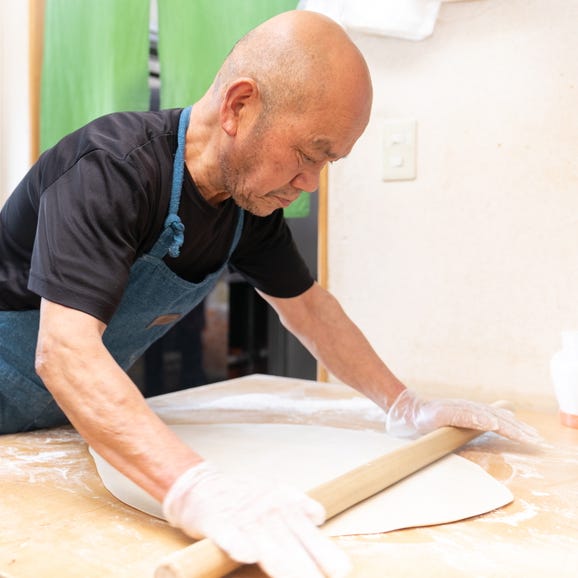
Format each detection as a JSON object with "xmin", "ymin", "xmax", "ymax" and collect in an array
[
  {"xmin": 35, "ymin": 298, "xmax": 350, "ymax": 577},
  {"xmin": 258, "ymin": 282, "xmax": 406, "ymax": 408},
  {"xmin": 259, "ymin": 282, "xmax": 541, "ymax": 443},
  {"xmin": 35, "ymin": 298, "xmax": 203, "ymax": 500}
]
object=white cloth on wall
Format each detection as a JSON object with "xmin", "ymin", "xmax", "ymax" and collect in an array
[
  {"xmin": 0, "ymin": 2, "xmax": 31, "ymax": 207},
  {"xmin": 298, "ymin": 0, "xmax": 442, "ymax": 41}
]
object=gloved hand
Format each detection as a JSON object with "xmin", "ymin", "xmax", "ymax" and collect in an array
[
  {"xmin": 162, "ymin": 461, "xmax": 351, "ymax": 578},
  {"xmin": 384, "ymin": 389, "xmax": 541, "ymax": 443}
]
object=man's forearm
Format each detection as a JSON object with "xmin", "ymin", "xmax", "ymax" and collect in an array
[
  {"xmin": 260, "ymin": 283, "xmax": 406, "ymax": 408},
  {"xmin": 36, "ymin": 299, "xmax": 202, "ymax": 501}
]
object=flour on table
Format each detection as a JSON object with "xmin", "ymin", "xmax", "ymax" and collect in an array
[
  {"xmin": 152, "ymin": 393, "xmax": 386, "ymax": 425},
  {"xmin": 196, "ymin": 393, "xmax": 381, "ymax": 414},
  {"xmin": 90, "ymin": 422, "xmax": 513, "ymax": 536}
]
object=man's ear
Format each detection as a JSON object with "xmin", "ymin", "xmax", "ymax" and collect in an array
[{"xmin": 220, "ymin": 78, "xmax": 260, "ymax": 136}]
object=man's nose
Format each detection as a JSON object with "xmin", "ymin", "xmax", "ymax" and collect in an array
[{"xmin": 290, "ymin": 167, "xmax": 323, "ymax": 193}]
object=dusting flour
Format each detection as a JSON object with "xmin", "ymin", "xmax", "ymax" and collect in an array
[{"xmin": 196, "ymin": 393, "xmax": 384, "ymax": 420}]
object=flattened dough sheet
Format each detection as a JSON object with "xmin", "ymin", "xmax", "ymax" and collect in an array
[{"xmin": 90, "ymin": 423, "xmax": 512, "ymax": 536}]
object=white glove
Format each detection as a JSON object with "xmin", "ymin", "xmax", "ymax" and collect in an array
[
  {"xmin": 384, "ymin": 389, "xmax": 541, "ymax": 443},
  {"xmin": 162, "ymin": 462, "xmax": 351, "ymax": 578}
]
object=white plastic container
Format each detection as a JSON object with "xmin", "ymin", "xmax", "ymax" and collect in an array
[{"xmin": 550, "ymin": 331, "xmax": 578, "ymax": 428}]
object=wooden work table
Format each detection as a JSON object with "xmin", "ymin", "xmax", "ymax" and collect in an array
[{"xmin": 1, "ymin": 374, "xmax": 577, "ymax": 578}]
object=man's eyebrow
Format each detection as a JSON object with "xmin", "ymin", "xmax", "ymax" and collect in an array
[{"xmin": 311, "ymin": 138, "xmax": 339, "ymax": 160}]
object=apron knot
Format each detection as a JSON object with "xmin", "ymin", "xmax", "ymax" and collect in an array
[{"xmin": 164, "ymin": 214, "xmax": 185, "ymax": 258}]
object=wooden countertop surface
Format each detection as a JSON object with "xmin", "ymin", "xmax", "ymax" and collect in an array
[{"xmin": 1, "ymin": 374, "xmax": 577, "ymax": 578}]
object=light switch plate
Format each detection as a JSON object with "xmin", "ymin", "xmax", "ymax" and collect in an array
[{"xmin": 382, "ymin": 119, "xmax": 417, "ymax": 181}]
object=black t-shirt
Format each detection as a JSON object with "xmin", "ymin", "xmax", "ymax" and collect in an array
[{"xmin": 0, "ymin": 109, "xmax": 314, "ymax": 324}]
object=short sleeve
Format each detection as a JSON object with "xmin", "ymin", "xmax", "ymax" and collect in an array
[
  {"xmin": 28, "ymin": 150, "xmax": 153, "ymax": 323},
  {"xmin": 229, "ymin": 210, "xmax": 314, "ymax": 298}
]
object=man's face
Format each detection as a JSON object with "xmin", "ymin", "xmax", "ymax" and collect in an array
[{"xmin": 219, "ymin": 108, "xmax": 364, "ymax": 217}]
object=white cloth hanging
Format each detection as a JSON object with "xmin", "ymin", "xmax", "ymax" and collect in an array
[
  {"xmin": 297, "ymin": 0, "xmax": 442, "ymax": 41},
  {"xmin": 0, "ymin": 2, "xmax": 32, "ymax": 206}
]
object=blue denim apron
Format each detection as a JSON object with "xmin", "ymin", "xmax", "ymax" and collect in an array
[{"xmin": 0, "ymin": 106, "xmax": 244, "ymax": 433}]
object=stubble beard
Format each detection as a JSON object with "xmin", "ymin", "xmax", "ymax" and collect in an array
[
  {"xmin": 218, "ymin": 147, "xmax": 277, "ymax": 217},
  {"xmin": 217, "ymin": 115, "xmax": 296, "ymax": 216}
]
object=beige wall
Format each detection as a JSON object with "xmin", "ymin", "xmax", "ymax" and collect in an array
[{"xmin": 327, "ymin": 0, "xmax": 578, "ymax": 410}]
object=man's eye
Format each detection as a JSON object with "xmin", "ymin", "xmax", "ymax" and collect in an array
[{"xmin": 297, "ymin": 149, "xmax": 318, "ymax": 165}]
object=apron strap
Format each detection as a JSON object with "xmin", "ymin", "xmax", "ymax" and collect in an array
[
  {"xmin": 164, "ymin": 106, "xmax": 192, "ymax": 258},
  {"xmin": 152, "ymin": 106, "xmax": 244, "ymax": 262}
]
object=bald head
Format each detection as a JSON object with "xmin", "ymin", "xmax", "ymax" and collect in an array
[
  {"xmin": 214, "ymin": 10, "xmax": 372, "ymax": 122},
  {"xmin": 188, "ymin": 11, "xmax": 372, "ymax": 213}
]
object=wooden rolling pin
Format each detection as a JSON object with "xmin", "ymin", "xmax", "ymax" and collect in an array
[{"xmin": 155, "ymin": 401, "xmax": 511, "ymax": 578}]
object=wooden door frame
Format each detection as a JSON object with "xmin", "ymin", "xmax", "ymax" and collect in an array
[
  {"xmin": 316, "ymin": 166, "xmax": 329, "ymax": 381},
  {"xmin": 29, "ymin": 0, "xmax": 44, "ymax": 163}
]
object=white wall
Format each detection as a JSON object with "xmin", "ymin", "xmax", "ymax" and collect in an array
[
  {"xmin": 328, "ymin": 0, "xmax": 578, "ymax": 410},
  {"xmin": 0, "ymin": 2, "xmax": 32, "ymax": 206}
]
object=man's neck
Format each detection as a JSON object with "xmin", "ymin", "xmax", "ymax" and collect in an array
[{"xmin": 184, "ymin": 102, "xmax": 231, "ymax": 207}]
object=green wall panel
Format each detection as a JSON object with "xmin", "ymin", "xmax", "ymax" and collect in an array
[
  {"xmin": 41, "ymin": 0, "xmax": 150, "ymax": 151},
  {"xmin": 157, "ymin": 0, "xmax": 297, "ymax": 107}
]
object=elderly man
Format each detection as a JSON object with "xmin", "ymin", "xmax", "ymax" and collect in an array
[{"xmin": 0, "ymin": 10, "xmax": 537, "ymax": 578}]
